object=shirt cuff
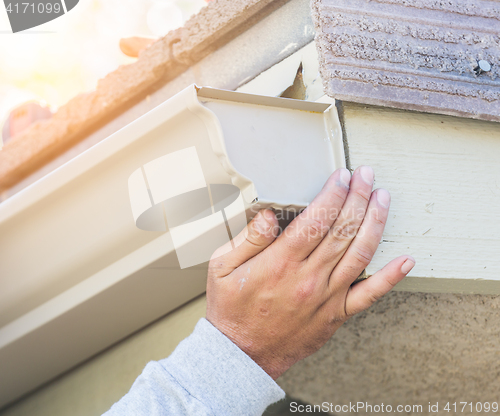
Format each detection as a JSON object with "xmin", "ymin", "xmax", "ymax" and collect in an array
[{"xmin": 160, "ymin": 318, "xmax": 285, "ymax": 416}]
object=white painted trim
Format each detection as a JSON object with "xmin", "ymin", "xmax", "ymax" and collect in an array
[{"xmin": 344, "ymin": 103, "xmax": 500, "ymax": 294}]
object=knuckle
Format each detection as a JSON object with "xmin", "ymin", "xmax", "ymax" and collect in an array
[
  {"xmin": 250, "ymin": 213, "xmax": 275, "ymax": 240},
  {"xmin": 333, "ymin": 220, "xmax": 358, "ymax": 240},
  {"xmin": 293, "ymin": 278, "xmax": 317, "ymax": 303},
  {"xmin": 327, "ymin": 313, "xmax": 345, "ymax": 325},
  {"xmin": 352, "ymin": 247, "xmax": 373, "ymax": 266},
  {"xmin": 365, "ymin": 288, "xmax": 381, "ymax": 306},
  {"xmin": 270, "ymin": 256, "xmax": 288, "ymax": 275},
  {"xmin": 208, "ymin": 257, "xmax": 229, "ymax": 279},
  {"xmin": 371, "ymin": 210, "xmax": 386, "ymax": 227},
  {"xmin": 330, "ymin": 189, "xmax": 347, "ymax": 204},
  {"xmin": 268, "ymin": 258, "xmax": 294, "ymax": 282},
  {"xmin": 305, "ymin": 217, "xmax": 328, "ymax": 238},
  {"xmin": 354, "ymin": 188, "xmax": 371, "ymax": 204}
]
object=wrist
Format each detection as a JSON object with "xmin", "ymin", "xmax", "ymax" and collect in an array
[{"xmin": 209, "ymin": 320, "xmax": 290, "ymax": 380}]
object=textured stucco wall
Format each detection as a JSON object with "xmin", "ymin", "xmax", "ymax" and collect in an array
[
  {"xmin": 4, "ymin": 293, "xmax": 498, "ymax": 416},
  {"xmin": 278, "ymin": 291, "xmax": 500, "ymax": 416}
]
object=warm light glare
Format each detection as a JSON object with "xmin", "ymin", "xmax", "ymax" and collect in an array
[{"xmin": 0, "ymin": 0, "xmax": 206, "ymax": 122}]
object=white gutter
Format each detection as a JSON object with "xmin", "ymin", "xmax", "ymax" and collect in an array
[{"xmin": 0, "ymin": 85, "xmax": 345, "ymax": 408}]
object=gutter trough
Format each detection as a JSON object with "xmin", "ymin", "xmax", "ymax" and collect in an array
[{"xmin": 0, "ymin": 84, "xmax": 345, "ymax": 408}]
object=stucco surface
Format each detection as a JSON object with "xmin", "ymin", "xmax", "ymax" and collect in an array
[
  {"xmin": 3, "ymin": 291, "xmax": 499, "ymax": 416},
  {"xmin": 278, "ymin": 291, "xmax": 500, "ymax": 415}
]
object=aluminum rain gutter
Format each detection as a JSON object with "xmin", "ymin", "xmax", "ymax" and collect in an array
[{"xmin": 0, "ymin": 84, "xmax": 345, "ymax": 407}]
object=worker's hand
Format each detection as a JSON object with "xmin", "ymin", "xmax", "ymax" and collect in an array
[{"xmin": 206, "ymin": 167, "xmax": 415, "ymax": 380}]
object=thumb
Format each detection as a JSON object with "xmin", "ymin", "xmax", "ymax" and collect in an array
[{"xmin": 209, "ymin": 209, "xmax": 279, "ymax": 278}]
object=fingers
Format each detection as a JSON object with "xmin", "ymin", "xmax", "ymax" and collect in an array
[
  {"xmin": 209, "ymin": 209, "xmax": 278, "ymax": 278},
  {"xmin": 329, "ymin": 188, "xmax": 391, "ymax": 290},
  {"xmin": 307, "ymin": 166, "xmax": 374, "ymax": 272},
  {"xmin": 273, "ymin": 168, "xmax": 351, "ymax": 261},
  {"xmin": 344, "ymin": 256, "xmax": 415, "ymax": 316}
]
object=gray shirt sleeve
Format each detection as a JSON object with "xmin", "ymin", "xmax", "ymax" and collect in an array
[{"xmin": 103, "ymin": 318, "xmax": 285, "ymax": 416}]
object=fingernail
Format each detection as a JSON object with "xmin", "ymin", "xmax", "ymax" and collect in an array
[
  {"xmin": 376, "ymin": 188, "xmax": 390, "ymax": 208},
  {"xmin": 254, "ymin": 212, "xmax": 271, "ymax": 234},
  {"xmin": 359, "ymin": 166, "xmax": 374, "ymax": 185},
  {"xmin": 401, "ymin": 256, "xmax": 416, "ymax": 274},
  {"xmin": 255, "ymin": 210, "xmax": 277, "ymax": 234},
  {"xmin": 340, "ymin": 168, "xmax": 351, "ymax": 188}
]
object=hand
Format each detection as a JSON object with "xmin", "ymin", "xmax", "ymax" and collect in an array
[{"xmin": 206, "ymin": 167, "xmax": 415, "ymax": 380}]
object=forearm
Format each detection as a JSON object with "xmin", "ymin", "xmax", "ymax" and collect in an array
[{"xmin": 103, "ymin": 319, "xmax": 284, "ymax": 416}]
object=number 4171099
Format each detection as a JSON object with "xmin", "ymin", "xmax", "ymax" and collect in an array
[
  {"xmin": 5, "ymin": 3, "xmax": 62, "ymax": 13},
  {"xmin": 444, "ymin": 402, "xmax": 498, "ymax": 412}
]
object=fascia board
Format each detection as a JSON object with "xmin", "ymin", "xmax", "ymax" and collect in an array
[{"xmin": 0, "ymin": 84, "xmax": 345, "ymax": 408}]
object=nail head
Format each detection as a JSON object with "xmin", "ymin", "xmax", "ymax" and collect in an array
[{"xmin": 477, "ymin": 60, "xmax": 491, "ymax": 73}]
